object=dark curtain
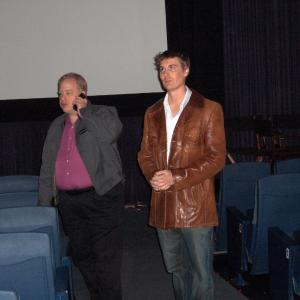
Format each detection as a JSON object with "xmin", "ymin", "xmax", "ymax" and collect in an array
[
  {"xmin": 0, "ymin": 121, "xmax": 50, "ymax": 175},
  {"xmin": 165, "ymin": 0, "xmax": 299, "ymax": 116},
  {"xmin": 223, "ymin": 0, "xmax": 300, "ymax": 118},
  {"xmin": 165, "ymin": 0, "xmax": 300, "ymax": 161},
  {"xmin": 118, "ymin": 116, "xmax": 151, "ymax": 204},
  {"xmin": 165, "ymin": 0, "xmax": 224, "ymax": 103}
]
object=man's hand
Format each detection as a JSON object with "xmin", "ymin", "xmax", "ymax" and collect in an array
[
  {"xmin": 150, "ymin": 170, "xmax": 174, "ymax": 191},
  {"xmin": 74, "ymin": 94, "xmax": 88, "ymax": 110},
  {"xmin": 73, "ymin": 94, "xmax": 88, "ymax": 117}
]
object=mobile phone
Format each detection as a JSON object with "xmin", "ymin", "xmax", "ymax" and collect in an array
[
  {"xmin": 79, "ymin": 92, "xmax": 86, "ymax": 99},
  {"xmin": 73, "ymin": 92, "xmax": 86, "ymax": 111}
]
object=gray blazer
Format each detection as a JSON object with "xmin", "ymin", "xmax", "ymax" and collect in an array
[{"xmin": 38, "ymin": 104, "xmax": 124, "ymax": 206}]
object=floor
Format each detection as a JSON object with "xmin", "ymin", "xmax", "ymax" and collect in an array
[
  {"xmin": 72, "ymin": 206, "xmax": 250, "ymax": 300},
  {"xmin": 214, "ymin": 254, "xmax": 271, "ymax": 300}
]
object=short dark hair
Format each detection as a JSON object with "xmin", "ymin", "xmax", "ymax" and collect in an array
[
  {"xmin": 154, "ymin": 50, "xmax": 190, "ymax": 70},
  {"xmin": 57, "ymin": 72, "xmax": 88, "ymax": 94}
]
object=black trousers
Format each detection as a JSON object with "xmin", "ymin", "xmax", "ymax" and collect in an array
[{"xmin": 57, "ymin": 182, "xmax": 124, "ymax": 300}]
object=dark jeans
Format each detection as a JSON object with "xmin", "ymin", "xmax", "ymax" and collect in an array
[
  {"xmin": 57, "ymin": 182, "xmax": 124, "ymax": 300},
  {"xmin": 157, "ymin": 227, "xmax": 214, "ymax": 300}
]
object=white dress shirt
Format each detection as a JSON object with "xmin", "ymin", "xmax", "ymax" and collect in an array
[{"xmin": 163, "ymin": 86, "xmax": 192, "ymax": 164}]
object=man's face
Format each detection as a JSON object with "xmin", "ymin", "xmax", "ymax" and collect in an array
[
  {"xmin": 159, "ymin": 57, "xmax": 189, "ymax": 92},
  {"xmin": 58, "ymin": 78, "xmax": 80, "ymax": 114}
]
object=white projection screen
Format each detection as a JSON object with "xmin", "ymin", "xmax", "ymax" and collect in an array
[{"xmin": 0, "ymin": 0, "xmax": 167, "ymax": 100}]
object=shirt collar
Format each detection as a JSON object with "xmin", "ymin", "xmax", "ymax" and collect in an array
[{"xmin": 163, "ymin": 86, "xmax": 192, "ymax": 116}]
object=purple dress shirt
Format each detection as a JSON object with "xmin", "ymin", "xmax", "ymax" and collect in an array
[{"xmin": 55, "ymin": 116, "xmax": 93, "ymax": 190}]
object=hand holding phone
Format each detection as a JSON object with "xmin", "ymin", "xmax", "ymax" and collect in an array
[{"xmin": 73, "ymin": 92, "xmax": 86, "ymax": 111}]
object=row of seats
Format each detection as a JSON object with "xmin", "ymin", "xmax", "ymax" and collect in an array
[
  {"xmin": 215, "ymin": 158, "xmax": 300, "ymax": 299},
  {"xmin": 216, "ymin": 157, "xmax": 300, "ymax": 253},
  {"xmin": 0, "ymin": 207, "xmax": 73, "ymax": 300},
  {"xmin": 0, "ymin": 207, "xmax": 73, "ymax": 299},
  {"xmin": 0, "ymin": 175, "xmax": 38, "ymax": 208},
  {"xmin": 0, "ymin": 159, "xmax": 299, "ymax": 299},
  {"xmin": 0, "ymin": 176, "xmax": 73, "ymax": 299}
]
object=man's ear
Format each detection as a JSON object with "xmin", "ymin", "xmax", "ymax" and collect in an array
[{"xmin": 184, "ymin": 68, "xmax": 190, "ymax": 77}]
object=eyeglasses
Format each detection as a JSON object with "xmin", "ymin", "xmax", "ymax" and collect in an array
[{"xmin": 159, "ymin": 64, "xmax": 179, "ymax": 74}]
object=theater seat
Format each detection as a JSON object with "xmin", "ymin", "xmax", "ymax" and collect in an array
[
  {"xmin": 269, "ymin": 227, "xmax": 300, "ymax": 300},
  {"xmin": 0, "ymin": 206, "xmax": 73, "ymax": 300},
  {"xmin": 0, "ymin": 290, "xmax": 19, "ymax": 300},
  {"xmin": 0, "ymin": 232, "xmax": 69, "ymax": 300},
  {"xmin": 215, "ymin": 162, "xmax": 270, "ymax": 253},
  {"xmin": 0, "ymin": 175, "xmax": 38, "ymax": 208},
  {"xmin": 274, "ymin": 158, "xmax": 300, "ymax": 174},
  {"xmin": 227, "ymin": 173, "xmax": 300, "ymax": 285}
]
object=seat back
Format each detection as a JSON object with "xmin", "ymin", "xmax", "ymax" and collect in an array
[
  {"xmin": 0, "ymin": 232, "xmax": 56, "ymax": 300},
  {"xmin": 215, "ymin": 162, "xmax": 270, "ymax": 252},
  {"xmin": 0, "ymin": 290, "xmax": 19, "ymax": 300},
  {"xmin": 0, "ymin": 175, "xmax": 38, "ymax": 208},
  {"xmin": 274, "ymin": 158, "xmax": 300, "ymax": 174},
  {"xmin": 249, "ymin": 174, "xmax": 300, "ymax": 274},
  {"xmin": 0, "ymin": 207, "xmax": 61, "ymax": 267}
]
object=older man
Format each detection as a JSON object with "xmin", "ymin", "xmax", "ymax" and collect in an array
[{"xmin": 39, "ymin": 72, "xmax": 124, "ymax": 300}]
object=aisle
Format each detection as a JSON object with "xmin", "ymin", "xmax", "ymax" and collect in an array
[{"xmin": 73, "ymin": 207, "xmax": 248, "ymax": 300}]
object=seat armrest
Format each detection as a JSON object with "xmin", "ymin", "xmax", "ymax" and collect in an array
[
  {"xmin": 268, "ymin": 227, "xmax": 300, "ymax": 300},
  {"xmin": 227, "ymin": 206, "xmax": 249, "ymax": 222},
  {"xmin": 55, "ymin": 266, "xmax": 70, "ymax": 300},
  {"xmin": 61, "ymin": 256, "xmax": 74, "ymax": 300},
  {"xmin": 227, "ymin": 206, "xmax": 252, "ymax": 274},
  {"xmin": 61, "ymin": 256, "xmax": 72, "ymax": 268},
  {"xmin": 292, "ymin": 239, "xmax": 300, "ymax": 296}
]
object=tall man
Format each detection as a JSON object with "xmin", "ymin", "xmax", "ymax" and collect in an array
[
  {"xmin": 138, "ymin": 51, "xmax": 226, "ymax": 300},
  {"xmin": 38, "ymin": 72, "xmax": 124, "ymax": 300}
]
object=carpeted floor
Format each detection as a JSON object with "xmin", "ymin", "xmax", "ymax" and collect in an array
[{"xmin": 73, "ymin": 206, "xmax": 248, "ymax": 300}]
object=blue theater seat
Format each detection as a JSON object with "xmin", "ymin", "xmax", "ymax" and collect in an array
[
  {"xmin": 274, "ymin": 158, "xmax": 300, "ymax": 174},
  {"xmin": 269, "ymin": 226, "xmax": 300, "ymax": 299},
  {"xmin": 0, "ymin": 206, "xmax": 73, "ymax": 300},
  {"xmin": 215, "ymin": 162, "xmax": 270, "ymax": 253},
  {"xmin": 0, "ymin": 290, "xmax": 19, "ymax": 300},
  {"xmin": 0, "ymin": 232, "xmax": 69, "ymax": 300},
  {"xmin": 227, "ymin": 173, "xmax": 300, "ymax": 286},
  {"xmin": 0, "ymin": 175, "xmax": 38, "ymax": 208}
]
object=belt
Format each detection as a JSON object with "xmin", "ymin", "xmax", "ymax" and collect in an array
[{"xmin": 58, "ymin": 186, "xmax": 95, "ymax": 195}]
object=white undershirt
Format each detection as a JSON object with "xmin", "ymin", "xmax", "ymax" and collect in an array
[{"xmin": 163, "ymin": 86, "xmax": 192, "ymax": 163}]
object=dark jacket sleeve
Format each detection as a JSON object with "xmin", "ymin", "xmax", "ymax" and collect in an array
[
  {"xmin": 80, "ymin": 105, "xmax": 122, "ymax": 144},
  {"xmin": 38, "ymin": 118, "xmax": 63, "ymax": 206}
]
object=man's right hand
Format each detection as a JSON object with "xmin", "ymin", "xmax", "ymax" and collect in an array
[{"xmin": 150, "ymin": 170, "xmax": 174, "ymax": 191}]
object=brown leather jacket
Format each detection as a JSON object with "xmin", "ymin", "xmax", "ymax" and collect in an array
[{"xmin": 138, "ymin": 90, "xmax": 226, "ymax": 229}]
